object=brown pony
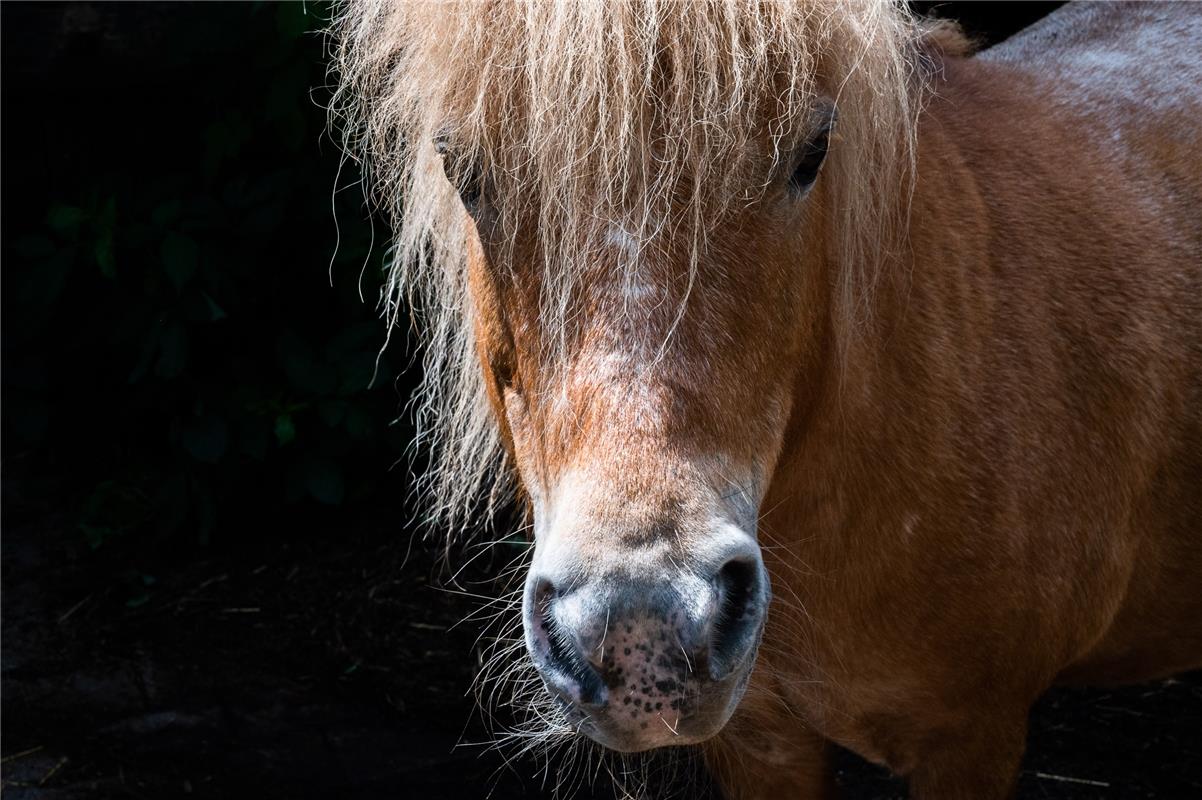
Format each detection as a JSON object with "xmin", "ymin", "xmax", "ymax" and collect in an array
[{"xmin": 333, "ymin": 1, "xmax": 1202, "ymax": 797}]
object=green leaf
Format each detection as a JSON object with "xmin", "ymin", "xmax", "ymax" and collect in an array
[
  {"xmin": 151, "ymin": 200, "xmax": 181, "ymax": 227},
  {"xmin": 274, "ymin": 413, "xmax": 296, "ymax": 446},
  {"xmin": 337, "ymin": 354, "xmax": 376, "ymax": 395},
  {"xmin": 203, "ymin": 292, "xmax": 227, "ymax": 322},
  {"xmin": 317, "ymin": 400, "xmax": 346, "ymax": 427},
  {"xmin": 98, "ymin": 196, "xmax": 117, "ymax": 228},
  {"xmin": 95, "ymin": 231, "xmax": 116, "ymax": 278},
  {"xmin": 81, "ymin": 523, "xmax": 115, "ymax": 551},
  {"xmin": 303, "ymin": 459, "xmax": 344, "ymax": 506},
  {"xmin": 343, "ymin": 407, "xmax": 372, "ymax": 440},
  {"xmin": 129, "ymin": 328, "xmax": 160, "ymax": 384},
  {"xmin": 283, "ymin": 357, "xmax": 337, "ymax": 395},
  {"xmin": 47, "ymin": 205, "xmax": 86, "ymax": 236},
  {"xmin": 278, "ymin": 331, "xmax": 337, "ymax": 394},
  {"xmin": 181, "ymin": 415, "xmax": 228, "ymax": 464},
  {"xmin": 126, "ymin": 593, "xmax": 152, "ymax": 609},
  {"xmin": 162, "ymin": 233, "xmax": 199, "ymax": 292},
  {"xmin": 204, "ymin": 116, "xmax": 251, "ymax": 171},
  {"xmin": 154, "ymin": 323, "xmax": 189, "ymax": 379}
]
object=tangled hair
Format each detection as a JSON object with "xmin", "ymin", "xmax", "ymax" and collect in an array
[{"xmin": 330, "ymin": 1, "xmax": 933, "ymax": 538}]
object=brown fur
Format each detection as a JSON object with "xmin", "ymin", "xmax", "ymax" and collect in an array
[{"xmin": 706, "ymin": 4, "xmax": 1202, "ymax": 796}]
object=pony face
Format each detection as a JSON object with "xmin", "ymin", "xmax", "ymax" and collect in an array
[
  {"xmin": 335, "ymin": 0, "xmax": 919, "ymax": 757},
  {"xmin": 460, "ymin": 139, "xmax": 832, "ymax": 750}
]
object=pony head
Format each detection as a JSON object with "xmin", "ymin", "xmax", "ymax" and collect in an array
[{"xmin": 335, "ymin": 0, "xmax": 921, "ymax": 753}]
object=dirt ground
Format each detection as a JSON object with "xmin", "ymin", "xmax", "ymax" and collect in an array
[{"xmin": 3, "ymin": 477, "xmax": 1200, "ymax": 800}]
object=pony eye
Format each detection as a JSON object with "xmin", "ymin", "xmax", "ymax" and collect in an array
[
  {"xmin": 433, "ymin": 135, "xmax": 484, "ymax": 212},
  {"xmin": 788, "ymin": 103, "xmax": 836, "ymax": 195},
  {"xmin": 789, "ymin": 127, "xmax": 831, "ymax": 194}
]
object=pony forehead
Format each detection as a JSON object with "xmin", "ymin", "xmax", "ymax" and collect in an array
[{"xmin": 418, "ymin": 2, "xmax": 827, "ymax": 166}]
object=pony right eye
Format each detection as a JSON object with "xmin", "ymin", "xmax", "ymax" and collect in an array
[
  {"xmin": 788, "ymin": 101, "xmax": 838, "ymax": 197},
  {"xmin": 789, "ymin": 128, "xmax": 830, "ymax": 193},
  {"xmin": 433, "ymin": 136, "xmax": 485, "ymax": 212}
]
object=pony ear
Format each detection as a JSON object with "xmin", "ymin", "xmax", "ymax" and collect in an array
[{"xmin": 789, "ymin": 99, "xmax": 837, "ymax": 194}]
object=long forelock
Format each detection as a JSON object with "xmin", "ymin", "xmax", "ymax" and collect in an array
[{"xmin": 331, "ymin": 0, "xmax": 929, "ymax": 538}]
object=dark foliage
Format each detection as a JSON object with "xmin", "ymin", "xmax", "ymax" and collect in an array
[{"xmin": 2, "ymin": 3, "xmax": 409, "ymax": 563}]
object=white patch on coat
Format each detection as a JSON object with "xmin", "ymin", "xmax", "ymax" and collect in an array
[{"xmin": 605, "ymin": 224, "xmax": 641, "ymax": 262}]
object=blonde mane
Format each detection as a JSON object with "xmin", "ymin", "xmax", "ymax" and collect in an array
[{"xmin": 331, "ymin": 0, "xmax": 931, "ymax": 537}]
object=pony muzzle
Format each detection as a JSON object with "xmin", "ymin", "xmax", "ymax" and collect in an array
[{"xmin": 523, "ymin": 545, "xmax": 769, "ymax": 751}]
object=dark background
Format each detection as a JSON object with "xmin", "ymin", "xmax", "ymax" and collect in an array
[{"xmin": 2, "ymin": 3, "xmax": 1199, "ymax": 799}]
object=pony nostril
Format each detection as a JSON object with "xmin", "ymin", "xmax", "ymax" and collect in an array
[
  {"xmin": 530, "ymin": 578, "xmax": 607, "ymax": 707},
  {"xmin": 709, "ymin": 558, "xmax": 763, "ymax": 680},
  {"xmin": 534, "ymin": 577, "xmax": 558, "ymax": 615}
]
